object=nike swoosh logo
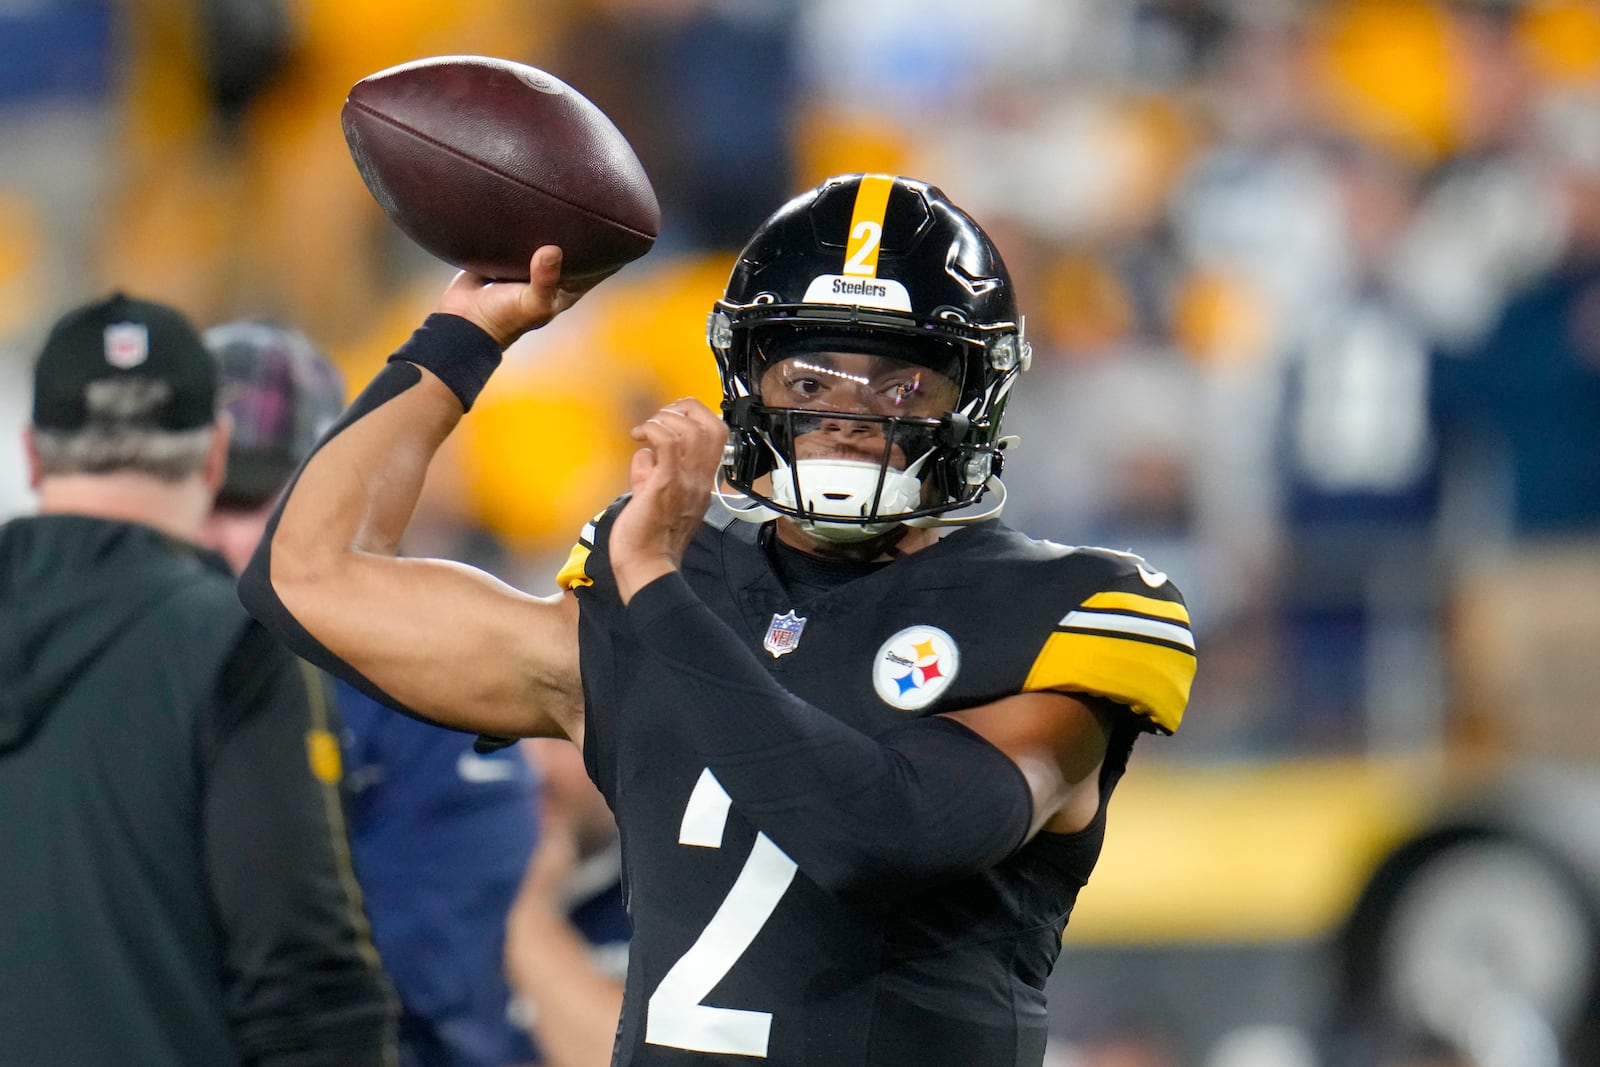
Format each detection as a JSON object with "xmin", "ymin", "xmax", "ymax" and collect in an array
[
  {"xmin": 1136, "ymin": 564, "xmax": 1168, "ymax": 588},
  {"xmin": 456, "ymin": 750, "xmax": 519, "ymax": 784}
]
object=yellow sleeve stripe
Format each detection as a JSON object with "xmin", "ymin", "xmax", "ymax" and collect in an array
[
  {"xmin": 555, "ymin": 517, "xmax": 601, "ymax": 591},
  {"xmin": 1024, "ymin": 631, "xmax": 1195, "ymax": 733},
  {"xmin": 556, "ymin": 542, "xmax": 593, "ymax": 590},
  {"xmin": 1081, "ymin": 591, "xmax": 1190, "ymax": 625}
]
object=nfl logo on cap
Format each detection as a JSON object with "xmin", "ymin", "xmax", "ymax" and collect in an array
[{"xmin": 104, "ymin": 322, "xmax": 150, "ymax": 369}]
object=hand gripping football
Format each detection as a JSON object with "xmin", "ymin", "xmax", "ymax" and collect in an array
[{"xmin": 341, "ymin": 55, "xmax": 660, "ymax": 284}]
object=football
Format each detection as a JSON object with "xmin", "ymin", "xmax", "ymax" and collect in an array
[{"xmin": 341, "ymin": 55, "xmax": 660, "ymax": 284}]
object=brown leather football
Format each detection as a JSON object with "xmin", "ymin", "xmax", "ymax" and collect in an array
[{"xmin": 341, "ymin": 55, "xmax": 660, "ymax": 284}]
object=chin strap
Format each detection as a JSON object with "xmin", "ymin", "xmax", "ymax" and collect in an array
[
  {"xmin": 905, "ymin": 476, "xmax": 1008, "ymax": 529},
  {"xmin": 716, "ymin": 470, "xmax": 1009, "ymax": 533},
  {"xmin": 715, "ymin": 479, "xmax": 781, "ymax": 525}
]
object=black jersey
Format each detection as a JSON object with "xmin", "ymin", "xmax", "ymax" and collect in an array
[{"xmin": 558, "ymin": 505, "xmax": 1195, "ymax": 1066}]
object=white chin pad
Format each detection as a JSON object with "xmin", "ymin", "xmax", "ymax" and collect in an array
[{"xmin": 770, "ymin": 458, "xmax": 922, "ymax": 540}]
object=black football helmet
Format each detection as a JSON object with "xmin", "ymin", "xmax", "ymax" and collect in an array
[{"xmin": 708, "ymin": 174, "xmax": 1030, "ymax": 541}]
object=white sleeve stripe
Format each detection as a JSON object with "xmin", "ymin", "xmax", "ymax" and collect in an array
[
  {"xmin": 1058, "ymin": 610, "xmax": 1195, "ymax": 650},
  {"xmin": 580, "ymin": 522, "xmax": 597, "ymax": 545}
]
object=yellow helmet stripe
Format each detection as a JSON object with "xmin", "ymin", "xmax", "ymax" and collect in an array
[{"xmin": 843, "ymin": 174, "xmax": 895, "ymax": 277}]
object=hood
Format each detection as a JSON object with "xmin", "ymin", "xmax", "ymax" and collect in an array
[{"xmin": 0, "ymin": 514, "xmax": 224, "ymax": 754}]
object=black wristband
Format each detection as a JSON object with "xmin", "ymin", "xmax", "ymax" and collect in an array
[{"xmin": 387, "ymin": 313, "xmax": 504, "ymax": 412}]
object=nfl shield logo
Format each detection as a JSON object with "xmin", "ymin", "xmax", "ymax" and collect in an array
[
  {"xmin": 104, "ymin": 322, "xmax": 150, "ymax": 368},
  {"xmin": 763, "ymin": 610, "xmax": 807, "ymax": 659}
]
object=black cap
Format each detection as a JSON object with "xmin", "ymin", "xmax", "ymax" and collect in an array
[
  {"xmin": 32, "ymin": 292, "xmax": 218, "ymax": 432},
  {"xmin": 206, "ymin": 319, "xmax": 346, "ymax": 510}
]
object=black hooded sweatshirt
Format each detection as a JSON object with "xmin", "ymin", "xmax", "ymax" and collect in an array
[{"xmin": 0, "ymin": 513, "xmax": 397, "ymax": 1066}]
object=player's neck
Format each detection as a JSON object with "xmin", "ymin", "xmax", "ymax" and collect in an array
[
  {"xmin": 36, "ymin": 472, "xmax": 211, "ymax": 542},
  {"xmin": 773, "ymin": 520, "xmax": 937, "ymax": 563}
]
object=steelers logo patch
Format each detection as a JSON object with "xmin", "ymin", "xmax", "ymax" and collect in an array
[{"xmin": 873, "ymin": 625, "xmax": 960, "ymax": 711}]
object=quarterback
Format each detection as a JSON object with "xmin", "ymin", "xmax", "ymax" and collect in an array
[{"xmin": 241, "ymin": 174, "xmax": 1197, "ymax": 1066}]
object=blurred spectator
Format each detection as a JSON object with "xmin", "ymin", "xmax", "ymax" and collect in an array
[
  {"xmin": 1000, "ymin": 253, "xmax": 1208, "ymax": 613},
  {"xmin": 455, "ymin": 254, "xmax": 725, "ymax": 561},
  {"xmin": 0, "ymin": 292, "xmax": 397, "ymax": 1065},
  {"xmin": 97, "ymin": 0, "xmax": 293, "ymax": 323},
  {"xmin": 201, "ymin": 317, "xmax": 541, "ymax": 1067},
  {"xmin": 339, "ymin": 685, "xmax": 541, "ymax": 1067},
  {"xmin": 1430, "ymin": 87, "xmax": 1600, "ymax": 763},
  {"xmin": 200, "ymin": 318, "xmax": 349, "ymax": 564},
  {"xmin": 1431, "ymin": 88, "xmax": 1600, "ymax": 540},
  {"xmin": 0, "ymin": 0, "xmax": 116, "ymax": 310},
  {"xmin": 1269, "ymin": 137, "xmax": 1446, "ymax": 753},
  {"xmin": 101, "ymin": 1, "xmax": 551, "ymax": 340},
  {"xmin": 506, "ymin": 739, "xmax": 630, "ymax": 1067},
  {"xmin": 0, "ymin": 2, "xmax": 120, "ymax": 521},
  {"xmin": 1385, "ymin": 1, "xmax": 1561, "ymax": 351},
  {"xmin": 549, "ymin": 0, "xmax": 800, "ymax": 252}
]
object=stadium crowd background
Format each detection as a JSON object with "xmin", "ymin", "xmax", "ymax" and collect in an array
[{"xmin": 2, "ymin": 1, "xmax": 1598, "ymax": 1065}]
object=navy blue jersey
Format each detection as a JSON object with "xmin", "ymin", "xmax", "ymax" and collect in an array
[
  {"xmin": 339, "ymin": 684, "xmax": 540, "ymax": 1067},
  {"xmin": 557, "ymin": 506, "xmax": 1194, "ymax": 1066}
]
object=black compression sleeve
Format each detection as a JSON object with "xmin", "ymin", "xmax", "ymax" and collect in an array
[
  {"xmin": 627, "ymin": 571, "xmax": 1033, "ymax": 898},
  {"xmin": 237, "ymin": 361, "xmax": 423, "ymax": 715},
  {"xmin": 239, "ymin": 315, "xmax": 503, "ymax": 715},
  {"xmin": 236, "ymin": 352, "xmax": 514, "ymax": 755}
]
